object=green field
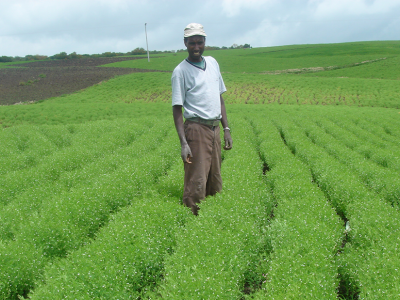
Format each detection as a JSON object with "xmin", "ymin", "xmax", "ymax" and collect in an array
[{"xmin": 1, "ymin": 41, "xmax": 400, "ymax": 300}]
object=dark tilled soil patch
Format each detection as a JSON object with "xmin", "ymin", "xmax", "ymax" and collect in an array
[
  {"xmin": 0, "ymin": 57, "xmax": 167, "ymax": 105},
  {"xmin": 13, "ymin": 56, "xmax": 148, "ymax": 68}
]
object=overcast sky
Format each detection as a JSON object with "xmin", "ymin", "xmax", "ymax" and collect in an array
[{"xmin": 1, "ymin": 0, "xmax": 400, "ymax": 57}]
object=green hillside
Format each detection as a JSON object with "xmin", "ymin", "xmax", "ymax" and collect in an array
[
  {"xmin": 104, "ymin": 41, "xmax": 400, "ymax": 74},
  {"xmin": 104, "ymin": 40, "xmax": 400, "ymax": 108}
]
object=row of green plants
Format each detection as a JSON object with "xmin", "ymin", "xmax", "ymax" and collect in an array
[
  {"xmin": 0, "ymin": 116, "xmax": 179, "ymax": 299},
  {"xmin": 314, "ymin": 108, "xmax": 400, "ymax": 173},
  {"xmin": 0, "ymin": 118, "xmax": 158, "ymax": 206},
  {"xmin": 158, "ymin": 116, "xmax": 271, "ymax": 299},
  {"xmin": 319, "ymin": 112, "xmax": 399, "ymax": 151},
  {"xmin": 335, "ymin": 111, "xmax": 400, "ymax": 146},
  {"xmin": 0, "ymin": 118, "xmax": 168, "ymax": 246},
  {"xmin": 249, "ymin": 115, "xmax": 343, "ymax": 299},
  {"xmin": 272, "ymin": 111, "xmax": 400, "ymax": 299},
  {"xmin": 318, "ymin": 116, "xmax": 400, "ymax": 174},
  {"xmin": 292, "ymin": 114, "xmax": 400, "ymax": 208},
  {"xmin": 28, "ymin": 158, "xmax": 188, "ymax": 299},
  {"xmin": 0, "ymin": 98, "xmax": 171, "ymax": 128}
]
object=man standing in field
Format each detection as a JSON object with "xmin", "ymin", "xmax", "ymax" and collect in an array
[{"xmin": 172, "ymin": 23, "xmax": 233, "ymax": 215}]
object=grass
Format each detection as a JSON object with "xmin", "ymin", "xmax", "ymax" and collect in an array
[
  {"xmin": 103, "ymin": 41, "xmax": 399, "ymax": 74},
  {"xmin": 0, "ymin": 60, "xmax": 45, "ymax": 68},
  {"xmin": 303, "ymin": 55, "xmax": 400, "ymax": 80}
]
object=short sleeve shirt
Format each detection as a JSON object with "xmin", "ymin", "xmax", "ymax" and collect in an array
[{"xmin": 171, "ymin": 56, "xmax": 226, "ymax": 120}]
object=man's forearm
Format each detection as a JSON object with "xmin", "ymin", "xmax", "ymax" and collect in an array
[
  {"xmin": 220, "ymin": 95, "xmax": 233, "ymax": 150},
  {"xmin": 220, "ymin": 95, "xmax": 229, "ymax": 128},
  {"xmin": 173, "ymin": 105, "xmax": 187, "ymax": 146},
  {"xmin": 173, "ymin": 105, "xmax": 193, "ymax": 163}
]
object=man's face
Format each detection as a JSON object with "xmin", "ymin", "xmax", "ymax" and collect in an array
[{"xmin": 184, "ymin": 35, "xmax": 205, "ymax": 62}]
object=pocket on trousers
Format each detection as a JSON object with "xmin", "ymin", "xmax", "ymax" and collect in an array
[{"xmin": 184, "ymin": 122, "xmax": 195, "ymax": 142}]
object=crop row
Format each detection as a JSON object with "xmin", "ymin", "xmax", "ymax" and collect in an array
[
  {"xmin": 0, "ymin": 118, "xmax": 169, "ymax": 242},
  {"xmin": 315, "ymin": 116, "xmax": 400, "ymax": 173},
  {"xmin": 29, "ymin": 162, "xmax": 188, "ymax": 299},
  {"xmin": 0, "ymin": 99, "xmax": 171, "ymax": 129},
  {"xmin": 158, "ymin": 116, "xmax": 271, "ymax": 299},
  {"xmin": 0, "ymin": 117, "xmax": 178, "ymax": 299},
  {"xmin": 272, "ymin": 113, "xmax": 400, "ymax": 299},
  {"xmin": 333, "ymin": 112, "xmax": 400, "ymax": 147},
  {"xmin": 309, "ymin": 106, "xmax": 400, "ymax": 147},
  {"xmin": 292, "ymin": 115, "xmax": 400, "ymax": 208},
  {"xmin": 249, "ymin": 117, "xmax": 343, "ymax": 299},
  {"xmin": 0, "ymin": 118, "xmax": 152, "ymax": 181}
]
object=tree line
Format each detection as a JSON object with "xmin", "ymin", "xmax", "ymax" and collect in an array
[{"xmin": 0, "ymin": 44, "xmax": 251, "ymax": 63}]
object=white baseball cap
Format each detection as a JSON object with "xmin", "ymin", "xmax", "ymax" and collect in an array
[{"xmin": 184, "ymin": 23, "xmax": 207, "ymax": 38}]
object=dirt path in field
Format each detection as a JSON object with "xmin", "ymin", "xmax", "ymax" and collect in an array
[{"xmin": 0, "ymin": 57, "xmax": 167, "ymax": 105}]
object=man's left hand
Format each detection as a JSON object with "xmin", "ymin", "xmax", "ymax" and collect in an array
[{"xmin": 223, "ymin": 130, "xmax": 233, "ymax": 150}]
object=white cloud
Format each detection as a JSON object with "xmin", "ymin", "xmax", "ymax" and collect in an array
[
  {"xmin": 221, "ymin": 0, "xmax": 276, "ymax": 17},
  {"xmin": 311, "ymin": 0, "xmax": 400, "ymax": 18},
  {"xmin": 0, "ymin": 0, "xmax": 399, "ymax": 56}
]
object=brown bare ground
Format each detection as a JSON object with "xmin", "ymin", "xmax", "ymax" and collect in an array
[{"xmin": 0, "ymin": 57, "xmax": 167, "ymax": 105}]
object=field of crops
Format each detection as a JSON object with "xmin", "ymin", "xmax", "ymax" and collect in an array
[
  {"xmin": 104, "ymin": 41, "xmax": 400, "ymax": 108},
  {"xmin": 0, "ymin": 41, "xmax": 400, "ymax": 299}
]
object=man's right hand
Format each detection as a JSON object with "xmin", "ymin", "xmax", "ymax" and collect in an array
[{"xmin": 181, "ymin": 144, "xmax": 192, "ymax": 163}]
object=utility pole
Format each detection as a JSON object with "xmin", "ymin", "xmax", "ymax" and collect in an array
[{"xmin": 145, "ymin": 23, "xmax": 150, "ymax": 62}]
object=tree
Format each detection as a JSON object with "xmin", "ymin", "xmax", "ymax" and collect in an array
[
  {"xmin": 130, "ymin": 47, "xmax": 146, "ymax": 55},
  {"xmin": 25, "ymin": 55, "xmax": 35, "ymax": 61},
  {"xmin": 0, "ymin": 56, "xmax": 13, "ymax": 63},
  {"xmin": 51, "ymin": 52, "xmax": 68, "ymax": 59},
  {"xmin": 68, "ymin": 52, "xmax": 79, "ymax": 59},
  {"xmin": 102, "ymin": 52, "xmax": 116, "ymax": 57}
]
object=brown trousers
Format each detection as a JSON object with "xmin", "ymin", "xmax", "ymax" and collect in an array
[{"xmin": 183, "ymin": 120, "xmax": 222, "ymax": 215}]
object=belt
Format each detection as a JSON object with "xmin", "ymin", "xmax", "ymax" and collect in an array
[{"xmin": 186, "ymin": 117, "xmax": 220, "ymax": 127}]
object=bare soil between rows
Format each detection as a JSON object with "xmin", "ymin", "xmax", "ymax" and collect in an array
[{"xmin": 0, "ymin": 57, "xmax": 167, "ymax": 105}]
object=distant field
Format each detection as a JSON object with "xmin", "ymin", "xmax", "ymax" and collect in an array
[
  {"xmin": 303, "ymin": 55, "xmax": 400, "ymax": 80},
  {"xmin": 102, "ymin": 40, "xmax": 400, "ymax": 108},
  {"xmin": 0, "ymin": 41, "xmax": 400, "ymax": 300},
  {"xmin": 104, "ymin": 41, "xmax": 400, "ymax": 73}
]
